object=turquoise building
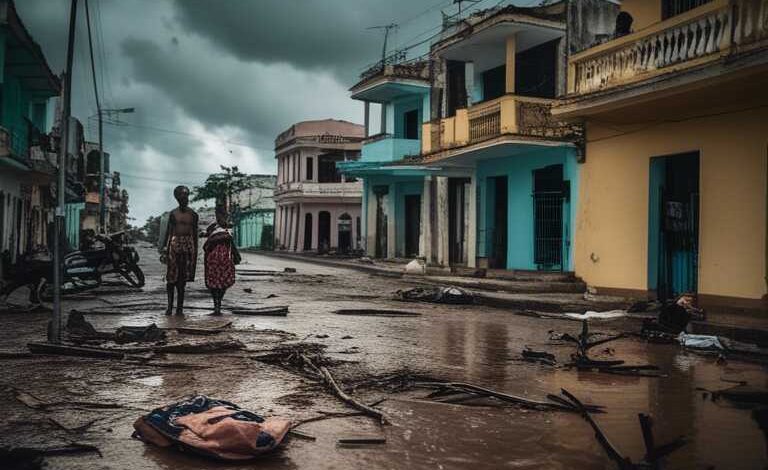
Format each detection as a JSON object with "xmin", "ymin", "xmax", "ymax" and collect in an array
[
  {"xmin": 339, "ymin": 62, "xmax": 433, "ymax": 259},
  {"xmin": 343, "ymin": 3, "xmax": 585, "ymax": 273},
  {"xmin": 0, "ymin": 0, "xmax": 61, "ymax": 266}
]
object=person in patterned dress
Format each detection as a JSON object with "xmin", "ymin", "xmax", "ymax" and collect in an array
[
  {"xmin": 203, "ymin": 207, "xmax": 240, "ymax": 315},
  {"xmin": 161, "ymin": 186, "xmax": 199, "ymax": 316}
]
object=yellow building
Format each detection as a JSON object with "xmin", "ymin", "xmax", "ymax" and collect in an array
[{"xmin": 555, "ymin": 0, "xmax": 768, "ymax": 310}]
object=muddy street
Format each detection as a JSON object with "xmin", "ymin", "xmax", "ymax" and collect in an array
[{"xmin": 0, "ymin": 244, "xmax": 766, "ymax": 470}]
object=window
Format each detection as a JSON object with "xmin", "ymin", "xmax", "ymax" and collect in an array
[
  {"xmin": 404, "ymin": 109, "xmax": 419, "ymax": 140},
  {"xmin": 318, "ymin": 155, "xmax": 342, "ymax": 183},
  {"xmin": 482, "ymin": 65, "xmax": 505, "ymax": 102},
  {"xmin": 515, "ymin": 39, "xmax": 558, "ymax": 99},
  {"xmin": 662, "ymin": 0, "xmax": 712, "ymax": 20},
  {"xmin": 306, "ymin": 157, "xmax": 313, "ymax": 181}
]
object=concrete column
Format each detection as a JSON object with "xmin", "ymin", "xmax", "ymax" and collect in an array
[
  {"xmin": 436, "ymin": 176, "xmax": 449, "ymax": 266},
  {"xmin": 313, "ymin": 154, "xmax": 319, "ymax": 183},
  {"xmin": 366, "ymin": 186, "xmax": 377, "ymax": 257},
  {"xmin": 297, "ymin": 204, "xmax": 305, "ymax": 252},
  {"xmin": 465, "ymin": 62, "xmax": 475, "ymax": 105},
  {"xmin": 505, "ymin": 34, "xmax": 517, "ymax": 94},
  {"xmin": 419, "ymin": 176, "xmax": 432, "ymax": 261},
  {"xmin": 286, "ymin": 206, "xmax": 293, "ymax": 250},
  {"xmin": 275, "ymin": 206, "xmax": 283, "ymax": 248},
  {"xmin": 293, "ymin": 205, "xmax": 301, "ymax": 251},
  {"xmin": 387, "ymin": 184, "xmax": 396, "ymax": 259},
  {"xmin": 380, "ymin": 103, "xmax": 386, "ymax": 135},
  {"xmin": 467, "ymin": 172, "xmax": 477, "ymax": 268},
  {"xmin": 311, "ymin": 210, "xmax": 320, "ymax": 251},
  {"xmin": 364, "ymin": 101, "xmax": 370, "ymax": 138},
  {"xmin": 330, "ymin": 208, "xmax": 339, "ymax": 250}
]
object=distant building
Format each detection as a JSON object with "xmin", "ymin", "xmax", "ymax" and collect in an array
[
  {"xmin": 232, "ymin": 174, "xmax": 276, "ymax": 250},
  {"xmin": 82, "ymin": 141, "xmax": 129, "ymax": 235},
  {"xmin": 273, "ymin": 120, "xmax": 364, "ymax": 253}
]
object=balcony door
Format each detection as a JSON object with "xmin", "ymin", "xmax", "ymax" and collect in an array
[
  {"xmin": 446, "ymin": 60, "xmax": 467, "ymax": 118},
  {"xmin": 663, "ymin": 0, "xmax": 713, "ymax": 20},
  {"xmin": 404, "ymin": 194, "xmax": 421, "ymax": 258},
  {"xmin": 648, "ymin": 152, "xmax": 700, "ymax": 300},
  {"xmin": 532, "ymin": 164, "xmax": 564, "ymax": 271}
]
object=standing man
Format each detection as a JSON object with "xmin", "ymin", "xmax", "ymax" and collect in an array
[{"xmin": 161, "ymin": 186, "xmax": 198, "ymax": 315}]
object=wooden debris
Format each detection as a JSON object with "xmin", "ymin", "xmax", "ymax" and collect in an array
[
  {"xmin": 559, "ymin": 389, "xmax": 686, "ymax": 469},
  {"xmin": 292, "ymin": 411, "xmax": 366, "ymax": 429},
  {"xmin": 334, "ymin": 309, "xmax": 421, "ymax": 317},
  {"xmin": 175, "ymin": 321, "xmax": 232, "ymax": 335},
  {"xmin": 28, "ymin": 342, "xmax": 127, "ymax": 359},
  {"xmin": 416, "ymin": 381, "xmax": 604, "ymax": 413},
  {"xmin": 318, "ymin": 365, "xmax": 390, "ymax": 425},
  {"xmin": 287, "ymin": 429, "xmax": 316, "ymax": 441},
  {"xmin": 0, "ymin": 351, "xmax": 34, "ymax": 359},
  {"xmin": 338, "ymin": 436, "xmax": 387, "ymax": 445},
  {"xmin": 299, "ymin": 354, "xmax": 389, "ymax": 425},
  {"xmin": 231, "ymin": 306, "xmax": 289, "ymax": 316}
]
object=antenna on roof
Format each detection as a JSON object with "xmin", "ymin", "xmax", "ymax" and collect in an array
[
  {"xmin": 367, "ymin": 23, "xmax": 399, "ymax": 63},
  {"xmin": 453, "ymin": 0, "xmax": 482, "ymax": 17}
]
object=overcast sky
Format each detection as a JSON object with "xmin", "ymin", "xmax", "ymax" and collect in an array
[{"xmin": 18, "ymin": 0, "xmax": 531, "ymax": 224}]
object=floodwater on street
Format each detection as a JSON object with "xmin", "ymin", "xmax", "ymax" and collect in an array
[{"xmin": 0, "ymin": 244, "xmax": 765, "ymax": 469}]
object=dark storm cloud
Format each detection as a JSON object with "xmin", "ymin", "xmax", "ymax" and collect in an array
[
  {"xmin": 171, "ymin": 0, "xmax": 422, "ymax": 81},
  {"xmin": 11, "ymin": 0, "xmax": 469, "ymax": 222}
]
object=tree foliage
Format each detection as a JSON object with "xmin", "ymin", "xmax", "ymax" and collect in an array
[
  {"xmin": 141, "ymin": 215, "xmax": 163, "ymax": 246},
  {"xmin": 192, "ymin": 165, "xmax": 253, "ymax": 211}
]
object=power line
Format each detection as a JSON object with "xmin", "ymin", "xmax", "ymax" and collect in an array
[{"xmin": 98, "ymin": 119, "xmax": 275, "ymax": 153}]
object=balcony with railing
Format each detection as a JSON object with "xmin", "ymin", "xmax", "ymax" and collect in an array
[
  {"xmin": 274, "ymin": 181, "xmax": 362, "ymax": 198},
  {"xmin": 421, "ymin": 94, "xmax": 583, "ymax": 157},
  {"xmin": 566, "ymin": 0, "xmax": 768, "ymax": 96},
  {"xmin": 361, "ymin": 133, "xmax": 422, "ymax": 163}
]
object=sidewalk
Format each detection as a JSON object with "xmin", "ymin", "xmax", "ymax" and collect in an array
[{"xmin": 251, "ymin": 250, "xmax": 768, "ymax": 347}]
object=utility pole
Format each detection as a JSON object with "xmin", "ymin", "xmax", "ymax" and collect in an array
[
  {"xmin": 367, "ymin": 23, "xmax": 398, "ymax": 64},
  {"xmin": 84, "ymin": 0, "xmax": 105, "ymax": 233},
  {"xmin": 51, "ymin": 0, "xmax": 78, "ymax": 344}
]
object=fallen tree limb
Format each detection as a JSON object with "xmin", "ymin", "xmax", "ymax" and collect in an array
[
  {"xmin": 560, "ymin": 388, "xmax": 631, "ymax": 469},
  {"xmin": 416, "ymin": 382, "xmax": 581, "ymax": 412},
  {"xmin": 318, "ymin": 366, "xmax": 390, "ymax": 425}
]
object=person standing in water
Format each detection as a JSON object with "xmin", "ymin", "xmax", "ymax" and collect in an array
[
  {"xmin": 161, "ymin": 185, "xmax": 199, "ymax": 316},
  {"xmin": 203, "ymin": 206, "xmax": 240, "ymax": 315}
]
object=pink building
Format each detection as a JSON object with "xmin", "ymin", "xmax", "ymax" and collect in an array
[{"xmin": 273, "ymin": 119, "xmax": 364, "ymax": 253}]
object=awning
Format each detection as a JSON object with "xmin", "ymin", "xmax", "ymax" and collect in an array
[{"xmin": 337, "ymin": 160, "xmax": 440, "ymax": 177}]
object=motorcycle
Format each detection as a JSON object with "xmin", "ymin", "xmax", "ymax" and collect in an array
[{"xmin": 0, "ymin": 232, "xmax": 145, "ymax": 303}]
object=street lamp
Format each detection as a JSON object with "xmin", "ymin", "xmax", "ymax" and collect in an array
[{"xmin": 93, "ymin": 107, "xmax": 134, "ymax": 234}]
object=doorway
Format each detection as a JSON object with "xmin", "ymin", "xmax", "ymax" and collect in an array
[
  {"xmin": 490, "ymin": 176, "xmax": 508, "ymax": 269},
  {"xmin": 374, "ymin": 186, "xmax": 389, "ymax": 258},
  {"xmin": 404, "ymin": 194, "xmax": 421, "ymax": 258},
  {"xmin": 532, "ymin": 164, "xmax": 564, "ymax": 270},
  {"xmin": 649, "ymin": 152, "xmax": 699, "ymax": 300},
  {"xmin": 448, "ymin": 178, "xmax": 471, "ymax": 265},
  {"xmin": 318, "ymin": 211, "xmax": 331, "ymax": 253},
  {"xmin": 303, "ymin": 213, "xmax": 313, "ymax": 251},
  {"xmin": 338, "ymin": 213, "xmax": 352, "ymax": 253}
]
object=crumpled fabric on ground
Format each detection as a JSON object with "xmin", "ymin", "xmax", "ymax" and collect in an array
[
  {"xmin": 678, "ymin": 332, "xmax": 724, "ymax": 350},
  {"xmin": 564, "ymin": 310, "xmax": 627, "ymax": 320},
  {"xmin": 133, "ymin": 395, "xmax": 290, "ymax": 460},
  {"xmin": 396, "ymin": 286, "xmax": 474, "ymax": 304}
]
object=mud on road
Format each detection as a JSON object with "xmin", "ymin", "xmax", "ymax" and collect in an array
[{"xmin": 0, "ymin": 244, "xmax": 766, "ymax": 469}]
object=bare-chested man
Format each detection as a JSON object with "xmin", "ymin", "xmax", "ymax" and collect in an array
[{"xmin": 161, "ymin": 186, "xmax": 198, "ymax": 315}]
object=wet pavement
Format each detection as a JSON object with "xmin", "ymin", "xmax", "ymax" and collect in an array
[{"xmin": 0, "ymin": 243, "xmax": 766, "ymax": 469}]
